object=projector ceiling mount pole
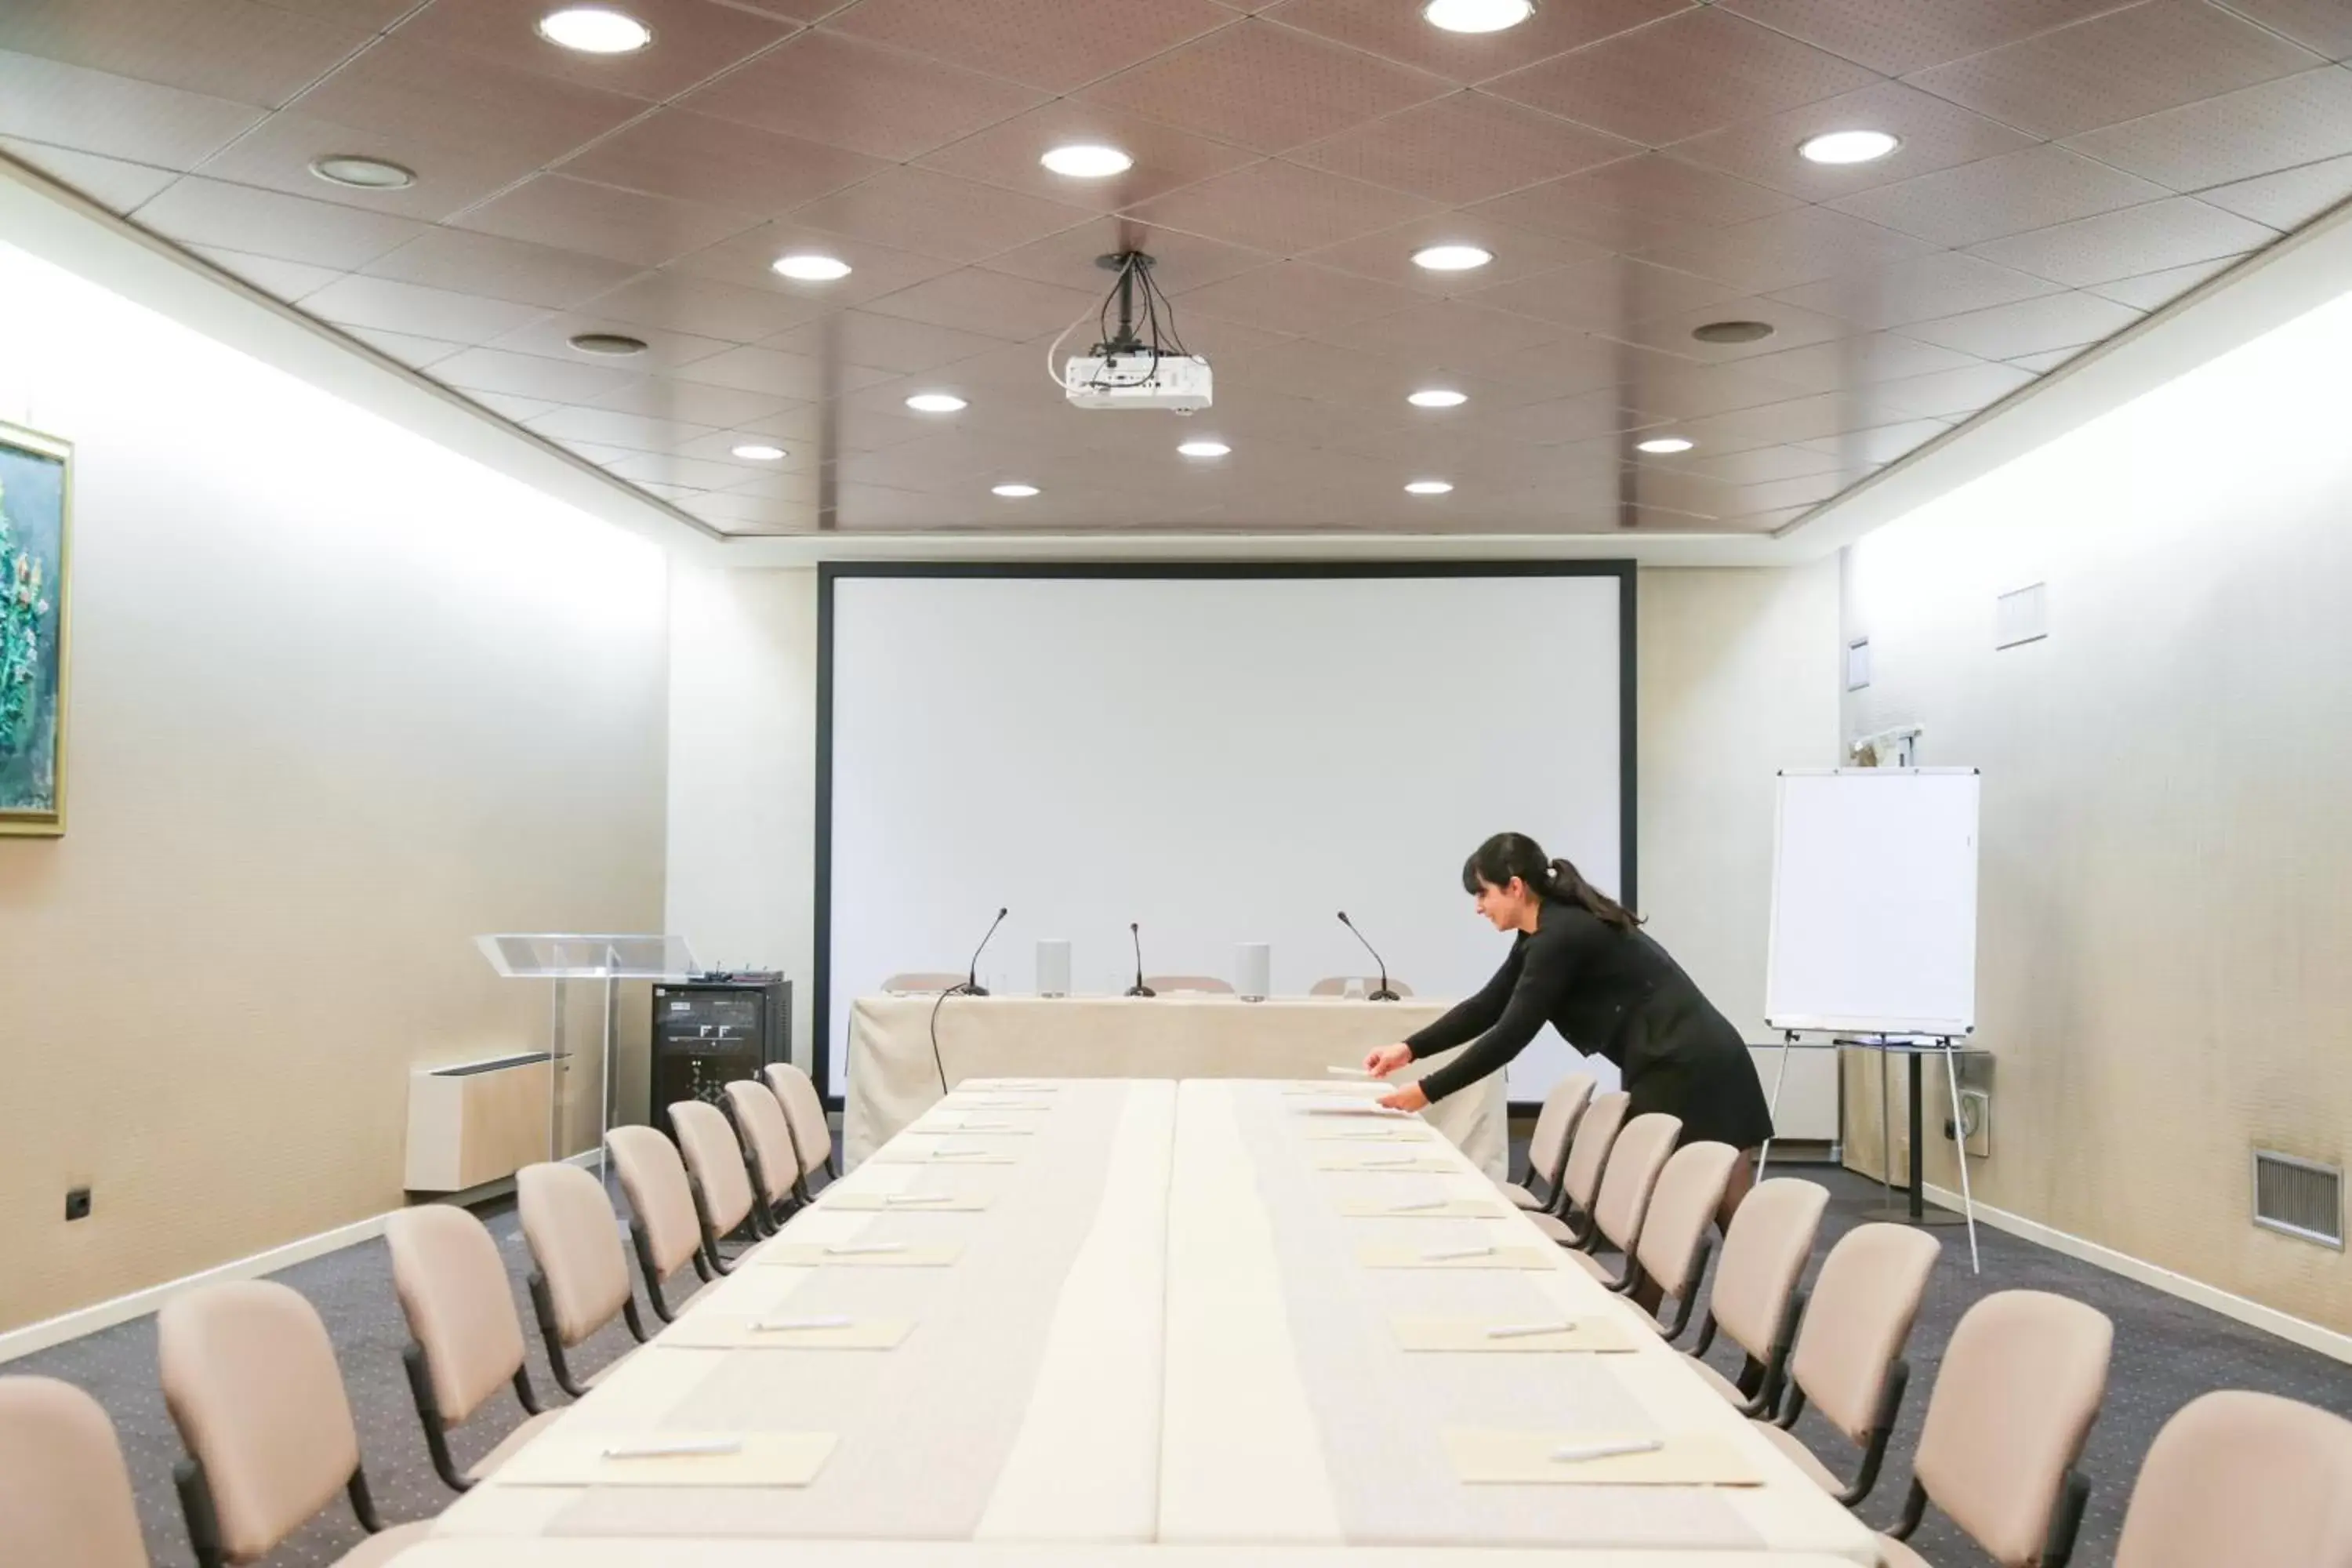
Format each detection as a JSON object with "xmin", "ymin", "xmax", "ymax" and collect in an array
[{"xmin": 1096, "ymin": 251, "xmax": 1153, "ymax": 355}]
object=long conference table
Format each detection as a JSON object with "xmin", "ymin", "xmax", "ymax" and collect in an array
[{"xmin": 391, "ymin": 1077, "xmax": 1878, "ymax": 1567}]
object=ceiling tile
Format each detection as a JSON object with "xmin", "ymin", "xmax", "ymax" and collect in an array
[
  {"xmin": 342, "ymin": 325, "xmax": 470, "ymax": 369},
  {"xmin": 1830, "ymin": 144, "xmax": 2169, "ymax": 245},
  {"xmin": 1286, "ymin": 89, "xmax": 1636, "ymax": 205},
  {"xmin": 1734, "ymin": 330, "xmax": 1987, "ymax": 390},
  {"xmin": 980, "ymin": 216, "xmax": 1273, "ymax": 295},
  {"xmin": 1652, "ymin": 441, "xmax": 1853, "ymax": 484},
  {"xmin": 1716, "ymin": 0, "xmax": 2151, "ymax": 76},
  {"xmin": 526, "ymin": 405, "xmax": 724, "ymax": 452},
  {"xmin": 1768, "ymin": 250, "xmax": 2063, "ymax": 327},
  {"xmin": 620, "ymin": 442, "xmax": 813, "ymax": 485},
  {"xmin": 2213, "ymin": 0, "xmax": 2352, "ymax": 59},
  {"xmin": 394, "ymin": 0, "xmax": 797, "ymax": 100},
  {"xmin": 1868, "ymin": 359, "xmax": 2038, "ymax": 416},
  {"xmin": 1896, "ymin": 289, "xmax": 2143, "ymax": 357},
  {"xmin": 1320, "ymin": 299, "xmax": 1570, "ymax": 365},
  {"xmin": 1606, "ymin": 293, "xmax": 1862, "ymax": 360},
  {"xmin": 0, "ymin": 0, "xmax": 374, "ymax": 109},
  {"xmin": 296, "ymin": 38, "xmax": 648, "ymax": 166},
  {"xmin": 826, "ymin": 0, "xmax": 1236, "ymax": 93},
  {"xmin": 1635, "ymin": 205, "xmax": 1936, "ymax": 292},
  {"xmin": 434, "ymin": 344, "xmax": 646, "ymax": 402},
  {"xmin": 572, "ymin": 273, "xmax": 829, "ymax": 341},
  {"xmin": 1484, "ymin": 8, "xmax": 1881, "ymax": 146},
  {"xmin": 858, "ymin": 268, "xmax": 1106, "ymax": 341},
  {"xmin": 589, "ymin": 377, "xmax": 798, "ymax": 430},
  {"xmin": 2082, "ymin": 252, "xmax": 2245, "ymax": 307},
  {"xmin": 1474, "ymin": 332, "xmax": 1695, "ymax": 396},
  {"xmin": 1674, "ymin": 392, "xmax": 1936, "ymax": 451},
  {"xmin": 678, "ymin": 28, "xmax": 1047, "ymax": 161},
  {"xmin": 269, "ymin": 0, "xmax": 419, "ymax": 25},
  {"xmin": 1299, "ymin": 211, "xmax": 1607, "ymax": 296},
  {"xmin": 1257, "ymin": 0, "xmax": 1691, "ymax": 85},
  {"xmin": 1470, "ymin": 153, "xmax": 1802, "ymax": 250},
  {"xmin": 670, "ymin": 222, "xmax": 964, "ymax": 307},
  {"xmin": 304, "ymin": 273, "xmax": 556, "ymax": 342},
  {"xmin": 760, "ymin": 310, "xmax": 1011, "ymax": 375},
  {"xmin": 554, "ymin": 108, "xmax": 888, "ymax": 217},
  {"xmin": 2004, "ymin": 347, "xmax": 2085, "ymax": 373},
  {"xmin": 1079, "ymin": 17, "xmax": 1449, "ymax": 154},
  {"xmin": 186, "ymin": 245, "xmax": 347, "ymax": 299},
  {"xmin": 1121, "ymin": 158, "xmax": 1440, "ymax": 252},
  {"xmin": 0, "ymin": 138, "xmax": 178, "ymax": 209},
  {"xmin": 488, "ymin": 312, "xmax": 736, "ymax": 369},
  {"xmin": 781, "ymin": 166, "xmax": 1095, "ymax": 263},
  {"xmin": 454, "ymin": 174, "xmax": 765, "ymax": 267},
  {"xmin": 916, "ymin": 100, "xmax": 1260, "ymax": 210},
  {"xmin": 187, "ymin": 110, "xmax": 548, "ymax": 223},
  {"xmin": 362, "ymin": 227, "xmax": 644, "ymax": 307},
  {"xmin": 2062, "ymin": 67, "xmax": 2352, "ymax": 191},
  {"xmin": 1965, "ymin": 195, "xmax": 2275, "ymax": 286},
  {"xmin": 1665, "ymin": 80, "xmax": 2038, "ymax": 201},
  {"xmin": 1170, "ymin": 260, "xmax": 1425, "ymax": 336},
  {"xmin": 131, "ymin": 174, "xmax": 427, "ymax": 267},
  {"xmin": 0, "ymin": 51, "xmax": 263, "ymax": 169},
  {"xmin": 2195, "ymin": 151, "xmax": 2352, "ymax": 227},
  {"xmin": 1794, "ymin": 416, "xmax": 1951, "ymax": 463},
  {"xmin": 1905, "ymin": 0, "xmax": 2322, "ymax": 142},
  {"xmin": 1613, "ymin": 360, "xmax": 1820, "ymax": 418}
]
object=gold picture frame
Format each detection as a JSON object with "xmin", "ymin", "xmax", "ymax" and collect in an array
[{"xmin": 0, "ymin": 418, "xmax": 71, "ymax": 836}]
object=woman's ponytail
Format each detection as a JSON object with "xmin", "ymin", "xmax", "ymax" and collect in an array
[{"xmin": 1461, "ymin": 833, "xmax": 1642, "ymax": 934}]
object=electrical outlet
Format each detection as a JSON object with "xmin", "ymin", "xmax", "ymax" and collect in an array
[
  {"xmin": 1942, "ymin": 1092, "xmax": 1992, "ymax": 1159},
  {"xmin": 64, "ymin": 1187, "xmax": 91, "ymax": 1221}
]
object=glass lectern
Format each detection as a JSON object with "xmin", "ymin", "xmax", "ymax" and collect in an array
[{"xmin": 476, "ymin": 933, "xmax": 699, "ymax": 1169}]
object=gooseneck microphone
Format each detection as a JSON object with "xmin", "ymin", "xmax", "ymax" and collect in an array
[
  {"xmin": 1336, "ymin": 911, "xmax": 1400, "ymax": 1001},
  {"xmin": 1126, "ymin": 922, "xmax": 1156, "ymax": 997},
  {"xmin": 931, "ymin": 906, "xmax": 1007, "ymax": 1094}
]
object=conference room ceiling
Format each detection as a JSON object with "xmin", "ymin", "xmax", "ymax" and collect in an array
[{"xmin": 3, "ymin": 1, "xmax": 2348, "ymax": 538}]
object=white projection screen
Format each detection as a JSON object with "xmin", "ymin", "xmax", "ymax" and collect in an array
[{"xmin": 818, "ymin": 567, "xmax": 1634, "ymax": 1105}]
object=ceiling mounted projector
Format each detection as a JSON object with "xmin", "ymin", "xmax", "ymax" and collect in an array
[{"xmin": 1056, "ymin": 251, "xmax": 1212, "ymax": 414}]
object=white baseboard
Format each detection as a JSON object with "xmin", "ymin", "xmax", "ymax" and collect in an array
[
  {"xmin": 0, "ymin": 1149, "xmax": 604, "ymax": 1366},
  {"xmin": 1923, "ymin": 1181, "xmax": 2352, "ymax": 1366}
]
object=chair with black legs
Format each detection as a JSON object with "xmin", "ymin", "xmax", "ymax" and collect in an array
[
  {"xmin": 1501, "ymin": 1071, "xmax": 1595, "ymax": 1214},
  {"xmin": 607, "ymin": 1123, "xmax": 716, "ymax": 1322},
  {"xmin": 516, "ymin": 1160, "xmax": 649, "ymax": 1399},
  {"xmin": 384, "ymin": 1203, "xmax": 555, "ymax": 1492},
  {"xmin": 1680, "ymin": 1176, "xmax": 1831, "ymax": 1417}
]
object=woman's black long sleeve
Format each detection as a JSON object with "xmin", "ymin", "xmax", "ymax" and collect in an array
[{"xmin": 1406, "ymin": 923, "xmax": 1587, "ymax": 1103}]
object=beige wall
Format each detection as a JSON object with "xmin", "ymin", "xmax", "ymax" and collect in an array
[
  {"xmin": 0, "ymin": 238, "xmax": 669, "ymax": 1334},
  {"xmin": 1842, "ymin": 283, "xmax": 2352, "ymax": 1332}
]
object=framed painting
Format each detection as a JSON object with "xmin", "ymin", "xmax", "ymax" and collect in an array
[{"xmin": 0, "ymin": 419, "xmax": 70, "ymax": 836}]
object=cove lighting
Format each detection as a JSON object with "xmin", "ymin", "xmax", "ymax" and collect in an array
[
  {"xmin": 1423, "ymin": 0, "xmax": 1536, "ymax": 33},
  {"xmin": 906, "ymin": 393, "xmax": 967, "ymax": 412},
  {"xmin": 731, "ymin": 444, "xmax": 786, "ymax": 461},
  {"xmin": 1178, "ymin": 441, "xmax": 1231, "ymax": 458},
  {"xmin": 535, "ymin": 7, "xmax": 652, "ymax": 53},
  {"xmin": 1412, "ymin": 243, "xmax": 1493, "ymax": 272},
  {"xmin": 1635, "ymin": 437, "xmax": 1694, "ymax": 454},
  {"xmin": 993, "ymin": 483, "xmax": 1040, "ymax": 497},
  {"xmin": 773, "ymin": 252, "xmax": 852, "ymax": 282},
  {"xmin": 1040, "ymin": 143, "xmax": 1134, "ymax": 178},
  {"xmin": 1408, "ymin": 389, "xmax": 1468, "ymax": 408},
  {"xmin": 1798, "ymin": 129, "xmax": 1900, "ymax": 165},
  {"xmin": 1405, "ymin": 479, "xmax": 1454, "ymax": 495}
]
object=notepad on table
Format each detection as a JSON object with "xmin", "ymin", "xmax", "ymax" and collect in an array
[
  {"xmin": 1356, "ymin": 1242, "xmax": 1559, "ymax": 1270},
  {"xmin": 1337, "ymin": 1196, "xmax": 1506, "ymax": 1218},
  {"xmin": 752, "ymin": 1242, "xmax": 962, "ymax": 1269},
  {"xmin": 495, "ymin": 1432, "xmax": 838, "ymax": 1487},
  {"xmin": 656, "ymin": 1314, "xmax": 913, "ymax": 1351},
  {"xmin": 821, "ymin": 1192, "xmax": 988, "ymax": 1212},
  {"xmin": 1440, "ymin": 1428, "xmax": 1760, "ymax": 1486},
  {"xmin": 1389, "ymin": 1314, "xmax": 1638, "ymax": 1352},
  {"xmin": 873, "ymin": 1146, "xmax": 1016, "ymax": 1165},
  {"xmin": 1316, "ymin": 1153, "xmax": 1456, "ymax": 1173}
]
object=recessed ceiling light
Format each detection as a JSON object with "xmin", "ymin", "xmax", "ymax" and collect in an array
[
  {"xmin": 1635, "ymin": 437, "xmax": 1695, "ymax": 455},
  {"xmin": 992, "ymin": 483, "xmax": 1040, "ymax": 498},
  {"xmin": 906, "ymin": 392, "xmax": 967, "ymax": 413},
  {"xmin": 1408, "ymin": 388, "xmax": 1468, "ymax": 408},
  {"xmin": 1178, "ymin": 440, "xmax": 1231, "ymax": 458},
  {"xmin": 731, "ymin": 444, "xmax": 786, "ymax": 461},
  {"xmin": 772, "ymin": 252, "xmax": 852, "ymax": 282},
  {"xmin": 1411, "ymin": 243, "xmax": 1494, "ymax": 272},
  {"xmin": 1040, "ymin": 143, "xmax": 1133, "ymax": 178},
  {"xmin": 1692, "ymin": 319, "xmax": 1776, "ymax": 344},
  {"xmin": 1405, "ymin": 479, "xmax": 1454, "ymax": 495},
  {"xmin": 567, "ymin": 331, "xmax": 648, "ymax": 357},
  {"xmin": 535, "ymin": 7, "xmax": 652, "ymax": 53},
  {"xmin": 309, "ymin": 154, "xmax": 416, "ymax": 191},
  {"xmin": 1422, "ymin": 0, "xmax": 1535, "ymax": 33},
  {"xmin": 1798, "ymin": 129, "xmax": 1900, "ymax": 165}
]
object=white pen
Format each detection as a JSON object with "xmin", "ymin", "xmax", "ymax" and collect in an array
[
  {"xmin": 943, "ymin": 1120, "xmax": 1011, "ymax": 1131},
  {"xmin": 601, "ymin": 1438, "xmax": 744, "ymax": 1460},
  {"xmin": 1551, "ymin": 1439, "xmax": 1665, "ymax": 1464},
  {"xmin": 1486, "ymin": 1321, "xmax": 1577, "ymax": 1339},
  {"xmin": 1325, "ymin": 1065, "xmax": 1372, "ymax": 1077},
  {"xmin": 931, "ymin": 1149, "xmax": 989, "ymax": 1160},
  {"xmin": 885, "ymin": 1194, "xmax": 953, "ymax": 1207},
  {"xmin": 753, "ymin": 1316, "xmax": 852, "ymax": 1332},
  {"xmin": 825, "ymin": 1241, "xmax": 908, "ymax": 1255},
  {"xmin": 1391, "ymin": 1197, "xmax": 1450, "ymax": 1212},
  {"xmin": 1422, "ymin": 1243, "xmax": 1494, "ymax": 1261},
  {"xmin": 1367, "ymin": 1156, "xmax": 1425, "ymax": 1168}
]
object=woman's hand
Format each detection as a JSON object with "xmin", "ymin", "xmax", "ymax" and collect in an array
[
  {"xmin": 1362, "ymin": 1042, "xmax": 1414, "ymax": 1078},
  {"xmin": 1378, "ymin": 1082, "xmax": 1431, "ymax": 1114}
]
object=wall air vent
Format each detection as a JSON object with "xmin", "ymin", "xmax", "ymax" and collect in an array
[{"xmin": 2252, "ymin": 1149, "xmax": 2343, "ymax": 1249}]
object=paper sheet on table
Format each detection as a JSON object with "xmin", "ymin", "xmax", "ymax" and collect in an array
[
  {"xmin": 1442, "ymin": 1428, "xmax": 1762, "ymax": 1486},
  {"xmin": 820, "ymin": 1192, "xmax": 989, "ymax": 1212},
  {"xmin": 1303, "ymin": 1124, "xmax": 1436, "ymax": 1142},
  {"xmin": 752, "ymin": 1243, "xmax": 963, "ymax": 1268},
  {"xmin": 495, "ymin": 1432, "xmax": 838, "ymax": 1487},
  {"xmin": 1356, "ymin": 1243, "xmax": 1561, "ymax": 1271},
  {"xmin": 1390, "ymin": 1314, "xmax": 1639, "ymax": 1352},
  {"xmin": 872, "ymin": 1149, "xmax": 1017, "ymax": 1165},
  {"xmin": 1316, "ymin": 1154, "xmax": 1458, "ymax": 1173},
  {"xmin": 1337, "ymin": 1197, "xmax": 1509, "ymax": 1218},
  {"xmin": 656, "ymin": 1315, "xmax": 913, "ymax": 1350}
]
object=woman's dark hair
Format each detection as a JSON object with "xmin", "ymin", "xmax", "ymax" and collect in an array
[{"xmin": 1461, "ymin": 832, "xmax": 1642, "ymax": 933}]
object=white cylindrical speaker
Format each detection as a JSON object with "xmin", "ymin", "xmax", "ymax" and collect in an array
[
  {"xmin": 1236, "ymin": 942, "xmax": 1270, "ymax": 1002},
  {"xmin": 1036, "ymin": 938, "xmax": 1072, "ymax": 998}
]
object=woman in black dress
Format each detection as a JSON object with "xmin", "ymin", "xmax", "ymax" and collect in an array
[{"xmin": 1364, "ymin": 831, "xmax": 1776, "ymax": 1228}]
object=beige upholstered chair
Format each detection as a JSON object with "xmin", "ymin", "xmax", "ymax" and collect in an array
[
  {"xmin": 2113, "ymin": 1389, "xmax": 2352, "ymax": 1568},
  {"xmin": 158, "ymin": 1280, "xmax": 432, "ymax": 1568},
  {"xmin": 1528, "ymin": 1089, "xmax": 1628, "ymax": 1247},
  {"xmin": 671, "ymin": 1099, "xmax": 765, "ymax": 1266},
  {"xmin": 1307, "ymin": 976, "xmax": 1414, "ymax": 997},
  {"xmin": 0, "ymin": 1375, "xmax": 149, "ymax": 1568},
  {"xmin": 724, "ymin": 1076, "xmax": 802, "ymax": 1225},
  {"xmin": 1549, "ymin": 1111, "xmax": 1682, "ymax": 1287},
  {"xmin": 1143, "ymin": 974, "xmax": 1235, "ymax": 994},
  {"xmin": 384, "ymin": 1204, "xmax": 552, "ymax": 1493},
  {"xmin": 1682, "ymin": 1177, "xmax": 1830, "ymax": 1417},
  {"xmin": 1878, "ymin": 1290, "xmax": 2113, "ymax": 1568},
  {"xmin": 881, "ymin": 971, "xmax": 965, "ymax": 994},
  {"xmin": 605, "ymin": 1124, "xmax": 714, "ymax": 1322},
  {"xmin": 1759, "ymin": 1221, "xmax": 1940, "ymax": 1502},
  {"xmin": 1619, "ymin": 1139, "xmax": 1740, "ymax": 1335},
  {"xmin": 516, "ymin": 1160, "xmax": 648, "ymax": 1399},
  {"xmin": 762, "ymin": 1062, "xmax": 837, "ymax": 1193},
  {"xmin": 1502, "ymin": 1072, "xmax": 1596, "ymax": 1214}
]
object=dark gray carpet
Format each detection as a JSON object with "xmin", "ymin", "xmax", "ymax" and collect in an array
[{"xmin": 13, "ymin": 1160, "xmax": 2352, "ymax": 1566}]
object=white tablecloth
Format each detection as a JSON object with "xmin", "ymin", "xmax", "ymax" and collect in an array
[{"xmin": 844, "ymin": 995, "xmax": 1506, "ymax": 1178}]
